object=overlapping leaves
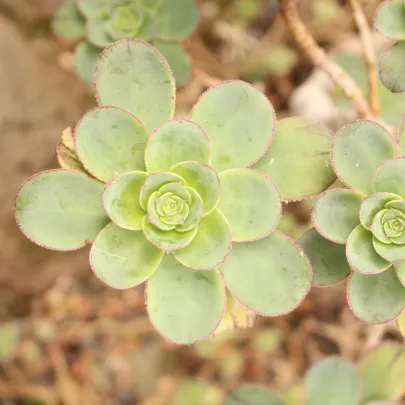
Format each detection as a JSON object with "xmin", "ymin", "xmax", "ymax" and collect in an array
[
  {"xmin": 52, "ymin": 0, "xmax": 199, "ymax": 85},
  {"xmin": 15, "ymin": 39, "xmax": 335, "ymax": 344},
  {"xmin": 304, "ymin": 118, "xmax": 405, "ymax": 324}
]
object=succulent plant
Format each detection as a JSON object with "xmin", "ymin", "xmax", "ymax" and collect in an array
[
  {"xmin": 374, "ymin": 0, "xmax": 405, "ymax": 93},
  {"xmin": 297, "ymin": 118, "xmax": 405, "ymax": 324},
  {"xmin": 51, "ymin": 0, "xmax": 199, "ymax": 85},
  {"xmin": 15, "ymin": 39, "xmax": 336, "ymax": 344},
  {"xmin": 225, "ymin": 343, "xmax": 405, "ymax": 405}
]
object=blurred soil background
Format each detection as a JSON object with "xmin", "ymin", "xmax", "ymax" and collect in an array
[{"xmin": 0, "ymin": 0, "xmax": 404, "ymax": 404}]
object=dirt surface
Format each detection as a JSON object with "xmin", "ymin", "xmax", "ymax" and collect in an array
[{"xmin": 0, "ymin": 0, "xmax": 94, "ymax": 317}]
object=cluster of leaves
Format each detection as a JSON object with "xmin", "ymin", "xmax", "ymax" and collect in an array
[
  {"xmin": 226, "ymin": 343, "xmax": 405, "ymax": 405},
  {"xmin": 14, "ymin": 39, "xmax": 336, "ymax": 345},
  {"xmin": 300, "ymin": 118, "xmax": 405, "ymax": 324},
  {"xmin": 374, "ymin": 0, "xmax": 405, "ymax": 93},
  {"xmin": 52, "ymin": 0, "xmax": 199, "ymax": 85}
]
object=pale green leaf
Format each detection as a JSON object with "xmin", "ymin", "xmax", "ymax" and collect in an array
[
  {"xmin": 77, "ymin": 0, "xmax": 126, "ymax": 17},
  {"xmin": 360, "ymin": 193, "xmax": 401, "ymax": 229},
  {"xmin": 145, "ymin": 119, "xmax": 211, "ymax": 172},
  {"xmin": 75, "ymin": 106, "xmax": 149, "ymax": 182},
  {"xmin": 176, "ymin": 187, "xmax": 205, "ymax": 232},
  {"xmin": 347, "ymin": 268, "xmax": 405, "ymax": 323},
  {"xmin": 218, "ymin": 169, "xmax": 281, "ymax": 242},
  {"xmin": 171, "ymin": 161, "xmax": 220, "ymax": 216},
  {"xmin": 297, "ymin": 228, "xmax": 350, "ymax": 286},
  {"xmin": 305, "ymin": 357, "xmax": 361, "ymax": 405},
  {"xmin": 102, "ymin": 171, "xmax": 147, "ymax": 230},
  {"xmin": 146, "ymin": 254, "xmax": 225, "ymax": 344},
  {"xmin": 360, "ymin": 343, "xmax": 405, "ymax": 402},
  {"xmin": 252, "ymin": 118, "xmax": 335, "ymax": 201},
  {"xmin": 394, "ymin": 259, "xmax": 405, "ymax": 285},
  {"xmin": 74, "ymin": 42, "xmax": 103, "ymax": 85},
  {"xmin": 15, "ymin": 170, "xmax": 109, "ymax": 250},
  {"xmin": 332, "ymin": 120, "xmax": 397, "ymax": 195},
  {"xmin": 374, "ymin": 0, "xmax": 405, "ymax": 40},
  {"xmin": 190, "ymin": 81, "xmax": 275, "ymax": 172},
  {"xmin": 373, "ymin": 158, "xmax": 405, "ymax": 199},
  {"xmin": 347, "ymin": 225, "xmax": 391, "ymax": 274},
  {"xmin": 174, "ymin": 209, "xmax": 232, "ymax": 270},
  {"xmin": 312, "ymin": 189, "xmax": 363, "ymax": 244},
  {"xmin": 94, "ymin": 39, "xmax": 175, "ymax": 131},
  {"xmin": 373, "ymin": 237, "xmax": 405, "ymax": 261},
  {"xmin": 379, "ymin": 41, "xmax": 405, "ymax": 93},
  {"xmin": 220, "ymin": 231, "xmax": 311, "ymax": 316},
  {"xmin": 86, "ymin": 12, "xmax": 111, "ymax": 48},
  {"xmin": 52, "ymin": 0, "xmax": 85, "ymax": 40},
  {"xmin": 90, "ymin": 223, "xmax": 163, "ymax": 288}
]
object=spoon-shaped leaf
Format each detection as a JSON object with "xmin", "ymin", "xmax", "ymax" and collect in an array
[
  {"xmin": 94, "ymin": 39, "xmax": 176, "ymax": 132},
  {"xmin": 86, "ymin": 13, "xmax": 111, "ymax": 48},
  {"xmin": 252, "ymin": 117, "xmax": 335, "ymax": 201},
  {"xmin": 347, "ymin": 268, "xmax": 405, "ymax": 323},
  {"xmin": 394, "ymin": 259, "xmax": 405, "ymax": 285},
  {"xmin": 305, "ymin": 357, "xmax": 362, "ymax": 405},
  {"xmin": 74, "ymin": 43, "xmax": 102, "ymax": 84},
  {"xmin": 190, "ymin": 80, "xmax": 275, "ymax": 172},
  {"xmin": 312, "ymin": 189, "xmax": 363, "ymax": 244},
  {"xmin": 75, "ymin": 106, "xmax": 149, "ymax": 182},
  {"xmin": 360, "ymin": 193, "xmax": 401, "ymax": 229},
  {"xmin": 374, "ymin": 0, "xmax": 405, "ymax": 40},
  {"xmin": 379, "ymin": 41, "xmax": 405, "ymax": 93},
  {"xmin": 225, "ymin": 385, "xmax": 284, "ymax": 405},
  {"xmin": 298, "ymin": 228, "xmax": 350, "ymax": 286},
  {"xmin": 373, "ymin": 158, "xmax": 405, "ymax": 199},
  {"xmin": 220, "ymin": 231, "xmax": 311, "ymax": 316},
  {"xmin": 52, "ymin": 0, "xmax": 85, "ymax": 40},
  {"xmin": 332, "ymin": 120, "xmax": 397, "ymax": 195},
  {"xmin": 360, "ymin": 343, "xmax": 405, "ymax": 402},
  {"xmin": 218, "ymin": 169, "xmax": 282, "ymax": 242},
  {"xmin": 15, "ymin": 170, "xmax": 109, "ymax": 251},
  {"xmin": 90, "ymin": 223, "xmax": 163, "ymax": 289},
  {"xmin": 146, "ymin": 254, "xmax": 225, "ymax": 344},
  {"xmin": 145, "ymin": 119, "xmax": 211, "ymax": 172}
]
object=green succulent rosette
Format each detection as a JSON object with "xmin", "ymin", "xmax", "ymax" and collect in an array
[
  {"xmin": 15, "ymin": 39, "xmax": 335, "ymax": 344},
  {"xmin": 299, "ymin": 118, "xmax": 405, "ymax": 323},
  {"xmin": 374, "ymin": 0, "xmax": 405, "ymax": 93},
  {"xmin": 52, "ymin": 0, "xmax": 198, "ymax": 85}
]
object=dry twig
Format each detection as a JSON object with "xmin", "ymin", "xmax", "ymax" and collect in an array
[
  {"xmin": 349, "ymin": 0, "xmax": 380, "ymax": 116},
  {"xmin": 278, "ymin": 0, "xmax": 374, "ymax": 120}
]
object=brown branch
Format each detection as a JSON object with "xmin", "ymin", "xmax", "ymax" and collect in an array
[
  {"xmin": 278, "ymin": 0, "xmax": 374, "ymax": 120},
  {"xmin": 349, "ymin": 0, "xmax": 380, "ymax": 116}
]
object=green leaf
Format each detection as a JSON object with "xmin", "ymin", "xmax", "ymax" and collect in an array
[
  {"xmin": 305, "ymin": 357, "xmax": 362, "ymax": 405},
  {"xmin": 74, "ymin": 42, "xmax": 102, "ymax": 84},
  {"xmin": 94, "ymin": 39, "xmax": 175, "ymax": 132},
  {"xmin": 15, "ymin": 170, "xmax": 109, "ymax": 251},
  {"xmin": 137, "ymin": 9, "xmax": 158, "ymax": 40},
  {"xmin": 173, "ymin": 209, "xmax": 232, "ymax": 269},
  {"xmin": 90, "ymin": 223, "xmax": 163, "ymax": 289},
  {"xmin": 398, "ymin": 113, "xmax": 405, "ymax": 155},
  {"xmin": 220, "ymin": 231, "xmax": 311, "ymax": 316},
  {"xmin": 347, "ymin": 268, "xmax": 405, "ymax": 323},
  {"xmin": 171, "ymin": 161, "xmax": 220, "ymax": 216},
  {"xmin": 218, "ymin": 169, "xmax": 281, "ymax": 242},
  {"xmin": 252, "ymin": 118, "xmax": 335, "ymax": 201},
  {"xmin": 225, "ymin": 385, "xmax": 284, "ymax": 405},
  {"xmin": 312, "ymin": 189, "xmax": 363, "ymax": 244},
  {"xmin": 297, "ymin": 228, "xmax": 350, "ymax": 286},
  {"xmin": 145, "ymin": 119, "xmax": 211, "ymax": 173},
  {"xmin": 86, "ymin": 12, "xmax": 112, "ymax": 48},
  {"xmin": 360, "ymin": 193, "xmax": 401, "ymax": 229},
  {"xmin": 156, "ymin": 0, "xmax": 200, "ymax": 40},
  {"xmin": 77, "ymin": 0, "xmax": 125, "ymax": 17},
  {"xmin": 146, "ymin": 254, "xmax": 225, "ymax": 344},
  {"xmin": 394, "ymin": 259, "xmax": 405, "ymax": 285},
  {"xmin": 373, "ymin": 158, "xmax": 405, "ymax": 199},
  {"xmin": 142, "ymin": 215, "xmax": 197, "ymax": 252},
  {"xmin": 374, "ymin": 0, "xmax": 405, "ymax": 40},
  {"xmin": 152, "ymin": 41, "xmax": 192, "ymax": 86},
  {"xmin": 346, "ymin": 225, "xmax": 391, "ymax": 274},
  {"xmin": 332, "ymin": 120, "xmax": 397, "ymax": 195},
  {"xmin": 102, "ymin": 171, "xmax": 147, "ymax": 230},
  {"xmin": 52, "ymin": 0, "xmax": 85, "ymax": 40},
  {"xmin": 379, "ymin": 41, "xmax": 405, "ymax": 93},
  {"xmin": 107, "ymin": 4, "xmax": 144, "ymax": 40},
  {"xmin": 176, "ymin": 187, "xmax": 205, "ymax": 232},
  {"xmin": 373, "ymin": 236, "xmax": 405, "ymax": 261},
  {"xmin": 360, "ymin": 343, "xmax": 405, "ymax": 402},
  {"xmin": 190, "ymin": 81, "xmax": 275, "ymax": 172},
  {"xmin": 75, "ymin": 106, "xmax": 149, "ymax": 182},
  {"xmin": 139, "ymin": 172, "xmax": 185, "ymax": 210},
  {"xmin": 371, "ymin": 209, "xmax": 391, "ymax": 243}
]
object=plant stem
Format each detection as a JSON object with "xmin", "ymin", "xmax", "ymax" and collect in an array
[
  {"xmin": 278, "ymin": 0, "xmax": 374, "ymax": 120},
  {"xmin": 349, "ymin": 0, "xmax": 380, "ymax": 116}
]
